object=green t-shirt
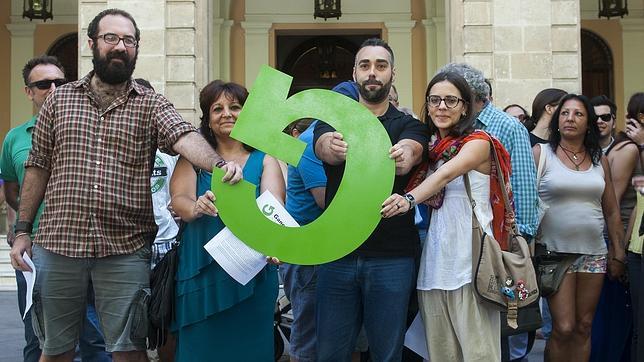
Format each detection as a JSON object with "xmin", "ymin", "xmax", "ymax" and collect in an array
[{"xmin": 0, "ymin": 116, "xmax": 44, "ymax": 233}]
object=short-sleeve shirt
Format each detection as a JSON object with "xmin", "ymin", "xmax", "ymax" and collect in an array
[
  {"xmin": 25, "ymin": 72, "xmax": 195, "ymax": 258},
  {"xmin": 286, "ymin": 122, "xmax": 326, "ymax": 226},
  {"xmin": 314, "ymin": 104, "xmax": 429, "ymax": 257},
  {"xmin": 0, "ymin": 116, "xmax": 45, "ymax": 233},
  {"xmin": 152, "ymin": 150, "xmax": 179, "ymax": 244},
  {"xmin": 475, "ymin": 102, "xmax": 539, "ymax": 238}
]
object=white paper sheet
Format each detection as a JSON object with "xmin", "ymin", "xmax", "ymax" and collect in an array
[
  {"xmin": 404, "ymin": 312, "xmax": 430, "ymax": 361},
  {"xmin": 204, "ymin": 227, "xmax": 267, "ymax": 285},
  {"xmin": 21, "ymin": 252, "xmax": 36, "ymax": 320},
  {"xmin": 204, "ymin": 190, "xmax": 299, "ymax": 285}
]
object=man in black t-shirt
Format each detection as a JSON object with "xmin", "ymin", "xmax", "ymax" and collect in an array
[{"xmin": 313, "ymin": 38, "xmax": 429, "ymax": 361}]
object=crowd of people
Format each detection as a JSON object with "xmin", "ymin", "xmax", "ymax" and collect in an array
[{"xmin": 1, "ymin": 6, "xmax": 644, "ymax": 362}]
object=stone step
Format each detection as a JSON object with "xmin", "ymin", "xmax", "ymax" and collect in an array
[{"xmin": 0, "ymin": 237, "xmax": 16, "ymax": 291}]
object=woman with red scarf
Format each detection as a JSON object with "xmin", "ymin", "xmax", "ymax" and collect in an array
[{"xmin": 382, "ymin": 71, "xmax": 512, "ymax": 361}]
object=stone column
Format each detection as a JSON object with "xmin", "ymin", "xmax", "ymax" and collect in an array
[
  {"xmin": 423, "ymin": 17, "xmax": 447, "ymax": 78},
  {"xmin": 385, "ymin": 21, "xmax": 416, "ymax": 109},
  {"xmin": 240, "ymin": 21, "xmax": 271, "ymax": 88},
  {"xmin": 220, "ymin": 20, "xmax": 234, "ymax": 81},
  {"xmin": 6, "ymin": 23, "xmax": 36, "ymax": 127}
]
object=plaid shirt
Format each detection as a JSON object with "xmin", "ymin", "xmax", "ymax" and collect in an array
[
  {"xmin": 25, "ymin": 72, "xmax": 195, "ymax": 258},
  {"xmin": 476, "ymin": 102, "xmax": 539, "ymax": 238}
]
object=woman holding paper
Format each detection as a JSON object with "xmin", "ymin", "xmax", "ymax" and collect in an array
[
  {"xmin": 381, "ymin": 71, "xmax": 511, "ymax": 361},
  {"xmin": 170, "ymin": 80, "xmax": 285, "ymax": 361}
]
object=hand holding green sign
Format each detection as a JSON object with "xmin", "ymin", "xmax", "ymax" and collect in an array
[{"xmin": 211, "ymin": 65, "xmax": 395, "ymax": 265}]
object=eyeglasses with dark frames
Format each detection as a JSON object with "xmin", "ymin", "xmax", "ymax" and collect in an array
[
  {"xmin": 27, "ymin": 78, "xmax": 67, "ymax": 90},
  {"xmin": 427, "ymin": 95, "xmax": 465, "ymax": 109},
  {"xmin": 596, "ymin": 113, "xmax": 615, "ymax": 122},
  {"xmin": 97, "ymin": 33, "xmax": 138, "ymax": 48}
]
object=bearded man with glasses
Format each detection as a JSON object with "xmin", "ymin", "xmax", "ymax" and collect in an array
[
  {"xmin": 0, "ymin": 55, "xmax": 112, "ymax": 362},
  {"xmin": 9, "ymin": 8, "xmax": 243, "ymax": 362}
]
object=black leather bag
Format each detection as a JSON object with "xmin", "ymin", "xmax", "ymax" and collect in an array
[
  {"xmin": 147, "ymin": 242, "xmax": 179, "ymax": 349},
  {"xmin": 532, "ymin": 244, "xmax": 578, "ymax": 298}
]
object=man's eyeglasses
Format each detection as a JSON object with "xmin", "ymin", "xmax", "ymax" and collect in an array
[
  {"xmin": 597, "ymin": 113, "xmax": 615, "ymax": 122},
  {"xmin": 27, "ymin": 78, "xmax": 67, "ymax": 90},
  {"xmin": 427, "ymin": 95, "xmax": 465, "ymax": 109},
  {"xmin": 97, "ymin": 33, "xmax": 138, "ymax": 48}
]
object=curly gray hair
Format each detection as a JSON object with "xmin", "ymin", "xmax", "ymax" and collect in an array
[{"xmin": 437, "ymin": 63, "xmax": 490, "ymax": 103}]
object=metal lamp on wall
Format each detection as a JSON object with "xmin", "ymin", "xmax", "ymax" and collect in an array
[
  {"xmin": 23, "ymin": 0, "xmax": 54, "ymax": 22},
  {"xmin": 314, "ymin": 0, "xmax": 341, "ymax": 21},
  {"xmin": 598, "ymin": 0, "xmax": 628, "ymax": 19}
]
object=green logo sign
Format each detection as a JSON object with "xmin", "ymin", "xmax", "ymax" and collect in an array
[{"xmin": 211, "ymin": 65, "xmax": 394, "ymax": 265}]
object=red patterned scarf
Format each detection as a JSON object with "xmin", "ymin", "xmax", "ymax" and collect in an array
[{"xmin": 406, "ymin": 130, "xmax": 514, "ymax": 251}]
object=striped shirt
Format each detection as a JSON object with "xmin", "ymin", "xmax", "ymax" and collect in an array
[
  {"xmin": 476, "ymin": 102, "xmax": 539, "ymax": 238},
  {"xmin": 25, "ymin": 72, "xmax": 195, "ymax": 258}
]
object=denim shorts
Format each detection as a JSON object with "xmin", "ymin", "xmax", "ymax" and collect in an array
[
  {"xmin": 31, "ymin": 244, "xmax": 151, "ymax": 355},
  {"xmin": 567, "ymin": 254, "xmax": 607, "ymax": 273}
]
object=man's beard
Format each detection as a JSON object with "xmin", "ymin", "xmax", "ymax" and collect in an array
[
  {"xmin": 358, "ymin": 76, "xmax": 392, "ymax": 104},
  {"xmin": 92, "ymin": 45, "xmax": 137, "ymax": 85}
]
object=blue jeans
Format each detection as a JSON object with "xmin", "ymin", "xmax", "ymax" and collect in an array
[
  {"xmin": 16, "ymin": 270, "xmax": 40, "ymax": 362},
  {"xmin": 540, "ymin": 297, "xmax": 552, "ymax": 339},
  {"xmin": 315, "ymin": 255, "xmax": 416, "ymax": 362},
  {"xmin": 279, "ymin": 264, "xmax": 317, "ymax": 362},
  {"xmin": 628, "ymin": 252, "xmax": 643, "ymax": 361},
  {"xmin": 17, "ymin": 270, "xmax": 111, "ymax": 361}
]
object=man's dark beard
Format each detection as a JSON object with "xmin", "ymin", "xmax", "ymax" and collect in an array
[
  {"xmin": 358, "ymin": 77, "xmax": 392, "ymax": 104},
  {"xmin": 92, "ymin": 45, "xmax": 137, "ymax": 85}
]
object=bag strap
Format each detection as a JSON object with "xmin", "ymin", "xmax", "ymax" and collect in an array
[
  {"xmin": 483, "ymin": 133, "xmax": 521, "ymax": 237},
  {"xmin": 536, "ymin": 143, "xmax": 546, "ymax": 187},
  {"xmin": 463, "ymin": 173, "xmax": 483, "ymax": 230},
  {"xmin": 462, "ymin": 135, "xmax": 515, "ymax": 233}
]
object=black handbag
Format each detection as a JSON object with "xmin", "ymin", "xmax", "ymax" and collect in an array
[
  {"xmin": 501, "ymin": 299, "xmax": 542, "ymax": 336},
  {"xmin": 147, "ymin": 242, "xmax": 179, "ymax": 349},
  {"xmin": 532, "ymin": 244, "xmax": 578, "ymax": 298}
]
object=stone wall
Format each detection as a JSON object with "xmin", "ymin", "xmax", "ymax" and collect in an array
[
  {"xmin": 79, "ymin": 0, "xmax": 205, "ymax": 124},
  {"xmin": 450, "ymin": 0, "xmax": 582, "ymax": 110}
]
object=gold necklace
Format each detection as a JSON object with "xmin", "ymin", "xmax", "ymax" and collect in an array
[{"xmin": 559, "ymin": 144, "xmax": 584, "ymax": 161}]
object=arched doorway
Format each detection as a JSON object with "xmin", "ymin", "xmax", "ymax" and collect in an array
[
  {"xmin": 277, "ymin": 32, "xmax": 380, "ymax": 95},
  {"xmin": 47, "ymin": 33, "xmax": 79, "ymax": 81},
  {"xmin": 581, "ymin": 29, "xmax": 614, "ymax": 99}
]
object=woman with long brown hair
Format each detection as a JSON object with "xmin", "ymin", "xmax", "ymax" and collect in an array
[{"xmin": 534, "ymin": 93, "xmax": 625, "ymax": 361}]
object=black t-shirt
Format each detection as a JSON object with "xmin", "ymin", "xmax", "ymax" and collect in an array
[
  {"xmin": 313, "ymin": 104, "xmax": 430, "ymax": 257},
  {"xmin": 529, "ymin": 132, "xmax": 548, "ymax": 147}
]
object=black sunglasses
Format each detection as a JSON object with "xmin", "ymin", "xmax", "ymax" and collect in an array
[
  {"xmin": 27, "ymin": 78, "xmax": 67, "ymax": 90},
  {"xmin": 597, "ymin": 113, "xmax": 614, "ymax": 122}
]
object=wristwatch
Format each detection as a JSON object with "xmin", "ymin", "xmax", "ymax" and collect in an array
[
  {"xmin": 14, "ymin": 221, "xmax": 33, "ymax": 234},
  {"xmin": 403, "ymin": 193, "xmax": 416, "ymax": 210}
]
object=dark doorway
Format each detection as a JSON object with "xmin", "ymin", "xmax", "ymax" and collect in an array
[
  {"xmin": 47, "ymin": 33, "xmax": 79, "ymax": 81},
  {"xmin": 581, "ymin": 29, "xmax": 613, "ymax": 99},
  {"xmin": 277, "ymin": 32, "xmax": 380, "ymax": 95}
]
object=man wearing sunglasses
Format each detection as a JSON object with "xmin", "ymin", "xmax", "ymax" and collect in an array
[
  {"xmin": 1, "ymin": 55, "xmax": 113, "ymax": 362},
  {"xmin": 592, "ymin": 95, "xmax": 618, "ymax": 153}
]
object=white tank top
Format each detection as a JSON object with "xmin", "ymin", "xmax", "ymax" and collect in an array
[
  {"xmin": 538, "ymin": 144, "xmax": 607, "ymax": 255},
  {"xmin": 417, "ymin": 170, "xmax": 493, "ymax": 291}
]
